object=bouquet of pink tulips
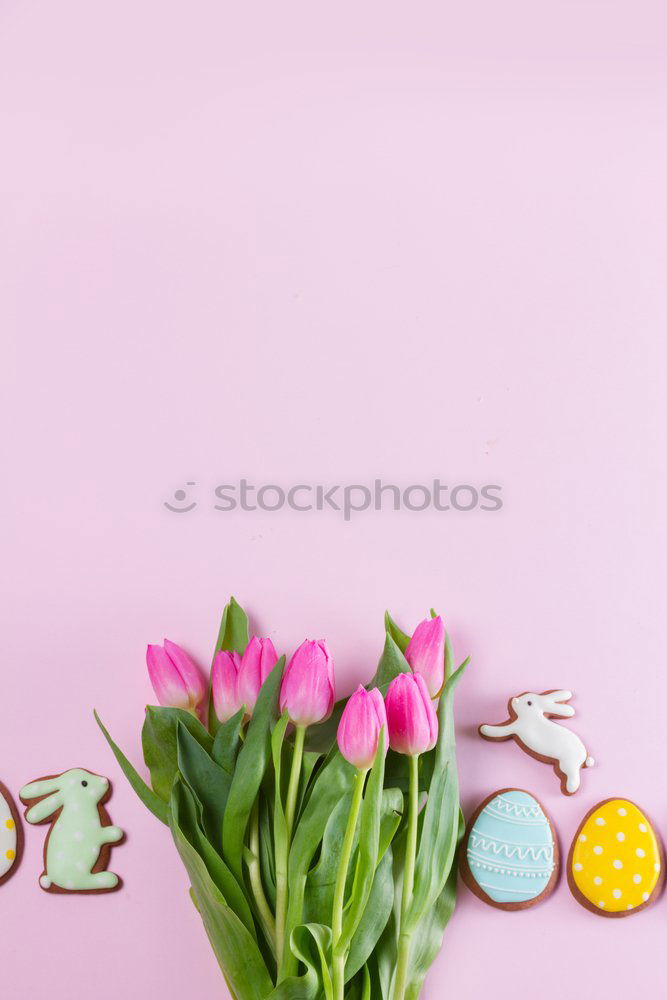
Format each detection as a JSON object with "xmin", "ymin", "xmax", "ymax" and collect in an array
[{"xmin": 96, "ymin": 598, "xmax": 469, "ymax": 1000}]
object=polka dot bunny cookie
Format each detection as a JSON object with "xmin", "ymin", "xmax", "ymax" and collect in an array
[
  {"xmin": 20, "ymin": 768, "xmax": 124, "ymax": 893},
  {"xmin": 568, "ymin": 798, "xmax": 664, "ymax": 916},
  {"xmin": 0, "ymin": 781, "xmax": 23, "ymax": 886}
]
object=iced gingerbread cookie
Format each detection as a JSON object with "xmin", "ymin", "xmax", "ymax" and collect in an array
[
  {"xmin": 20, "ymin": 768, "xmax": 124, "ymax": 893},
  {"xmin": 0, "ymin": 781, "xmax": 23, "ymax": 886},
  {"xmin": 479, "ymin": 690, "xmax": 594, "ymax": 795},
  {"xmin": 460, "ymin": 789, "xmax": 560, "ymax": 910},
  {"xmin": 569, "ymin": 798, "xmax": 664, "ymax": 917}
]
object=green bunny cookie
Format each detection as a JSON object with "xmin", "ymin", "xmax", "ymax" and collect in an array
[{"xmin": 20, "ymin": 768, "xmax": 123, "ymax": 892}]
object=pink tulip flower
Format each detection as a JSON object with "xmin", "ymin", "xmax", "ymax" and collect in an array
[
  {"xmin": 405, "ymin": 616, "xmax": 445, "ymax": 698},
  {"xmin": 337, "ymin": 686, "xmax": 387, "ymax": 770},
  {"xmin": 385, "ymin": 672, "xmax": 438, "ymax": 756},
  {"xmin": 279, "ymin": 639, "xmax": 335, "ymax": 727},
  {"xmin": 211, "ymin": 649, "xmax": 242, "ymax": 723},
  {"xmin": 146, "ymin": 639, "xmax": 208, "ymax": 719},
  {"xmin": 237, "ymin": 637, "xmax": 278, "ymax": 715}
]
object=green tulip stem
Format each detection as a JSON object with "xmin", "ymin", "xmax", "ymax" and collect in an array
[
  {"xmin": 332, "ymin": 766, "xmax": 367, "ymax": 1000},
  {"xmin": 285, "ymin": 724, "xmax": 306, "ymax": 841},
  {"xmin": 276, "ymin": 723, "xmax": 306, "ymax": 971},
  {"xmin": 392, "ymin": 753, "xmax": 420, "ymax": 1000}
]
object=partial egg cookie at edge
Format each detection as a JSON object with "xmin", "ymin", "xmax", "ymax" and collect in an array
[{"xmin": 0, "ymin": 781, "xmax": 23, "ymax": 886}]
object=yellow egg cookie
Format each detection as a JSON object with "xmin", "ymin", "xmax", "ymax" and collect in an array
[{"xmin": 569, "ymin": 798, "xmax": 664, "ymax": 916}]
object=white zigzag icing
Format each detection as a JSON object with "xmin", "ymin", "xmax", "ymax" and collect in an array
[
  {"xmin": 469, "ymin": 834, "xmax": 553, "ymax": 863},
  {"xmin": 490, "ymin": 796, "xmax": 545, "ymax": 821}
]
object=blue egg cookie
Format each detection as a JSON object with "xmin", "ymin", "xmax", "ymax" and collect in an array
[{"xmin": 460, "ymin": 788, "xmax": 559, "ymax": 909}]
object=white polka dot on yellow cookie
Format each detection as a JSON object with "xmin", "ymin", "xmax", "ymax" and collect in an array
[{"xmin": 571, "ymin": 799, "xmax": 662, "ymax": 914}]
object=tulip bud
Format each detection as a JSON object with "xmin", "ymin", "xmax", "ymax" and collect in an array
[
  {"xmin": 237, "ymin": 637, "xmax": 278, "ymax": 715},
  {"xmin": 337, "ymin": 686, "xmax": 387, "ymax": 770},
  {"xmin": 385, "ymin": 672, "xmax": 438, "ymax": 756},
  {"xmin": 405, "ymin": 616, "xmax": 445, "ymax": 698},
  {"xmin": 211, "ymin": 649, "xmax": 242, "ymax": 723},
  {"xmin": 146, "ymin": 639, "xmax": 208, "ymax": 718},
  {"xmin": 279, "ymin": 639, "xmax": 335, "ymax": 727}
]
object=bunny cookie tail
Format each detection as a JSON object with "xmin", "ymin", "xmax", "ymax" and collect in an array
[{"xmin": 585, "ymin": 756, "xmax": 595, "ymax": 768}]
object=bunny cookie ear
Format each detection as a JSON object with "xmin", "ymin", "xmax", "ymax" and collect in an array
[
  {"xmin": 549, "ymin": 703, "xmax": 575, "ymax": 718},
  {"xmin": 20, "ymin": 776, "xmax": 64, "ymax": 824},
  {"xmin": 539, "ymin": 691, "xmax": 575, "ymax": 717},
  {"xmin": 24, "ymin": 792, "xmax": 64, "ymax": 824},
  {"xmin": 547, "ymin": 690, "xmax": 573, "ymax": 703},
  {"xmin": 20, "ymin": 776, "xmax": 62, "ymax": 801}
]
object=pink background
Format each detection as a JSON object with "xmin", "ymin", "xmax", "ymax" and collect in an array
[{"xmin": 2, "ymin": 2, "xmax": 666, "ymax": 996}]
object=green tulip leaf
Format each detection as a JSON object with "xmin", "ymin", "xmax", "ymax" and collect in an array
[
  {"xmin": 374, "ymin": 827, "xmax": 403, "ymax": 999},
  {"xmin": 171, "ymin": 775, "xmax": 256, "ymax": 937},
  {"xmin": 259, "ymin": 795, "xmax": 277, "ymax": 907},
  {"xmin": 345, "ymin": 961, "xmax": 373, "ymax": 1000},
  {"xmin": 361, "ymin": 965, "xmax": 372, "ymax": 1000},
  {"xmin": 211, "ymin": 706, "xmax": 246, "ymax": 773},
  {"xmin": 176, "ymin": 721, "xmax": 233, "ymax": 850},
  {"xmin": 298, "ymin": 748, "xmax": 322, "ymax": 812},
  {"xmin": 344, "ymin": 846, "xmax": 395, "ymax": 983},
  {"xmin": 213, "ymin": 595, "xmax": 250, "ymax": 656},
  {"xmin": 403, "ymin": 812, "xmax": 465, "ymax": 1000},
  {"xmin": 170, "ymin": 786, "xmax": 273, "ymax": 1000},
  {"xmin": 377, "ymin": 788, "xmax": 404, "ymax": 861},
  {"xmin": 302, "ymin": 792, "xmax": 354, "ymax": 923},
  {"xmin": 370, "ymin": 632, "xmax": 411, "ymax": 689},
  {"xmin": 141, "ymin": 706, "xmax": 212, "ymax": 802},
  {"xmin": 267, "ymin": 923, "xmax": 333, "ymax": 1000},
  {"xmin": 94, "ymin": 710, "xmax": 169, "ymax": 825},
  {"xmin": 383, "ymin": 611, "xmax": 411, "ymax": 654}
]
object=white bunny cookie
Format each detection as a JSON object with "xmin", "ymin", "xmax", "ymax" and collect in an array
[
  {"xmin": 20, "ymin": 768, "xmax": 124, "ymax": 892},
  {"xmin": 480, "ymin": 691, "xmax": 595, "ymax": 795}
]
